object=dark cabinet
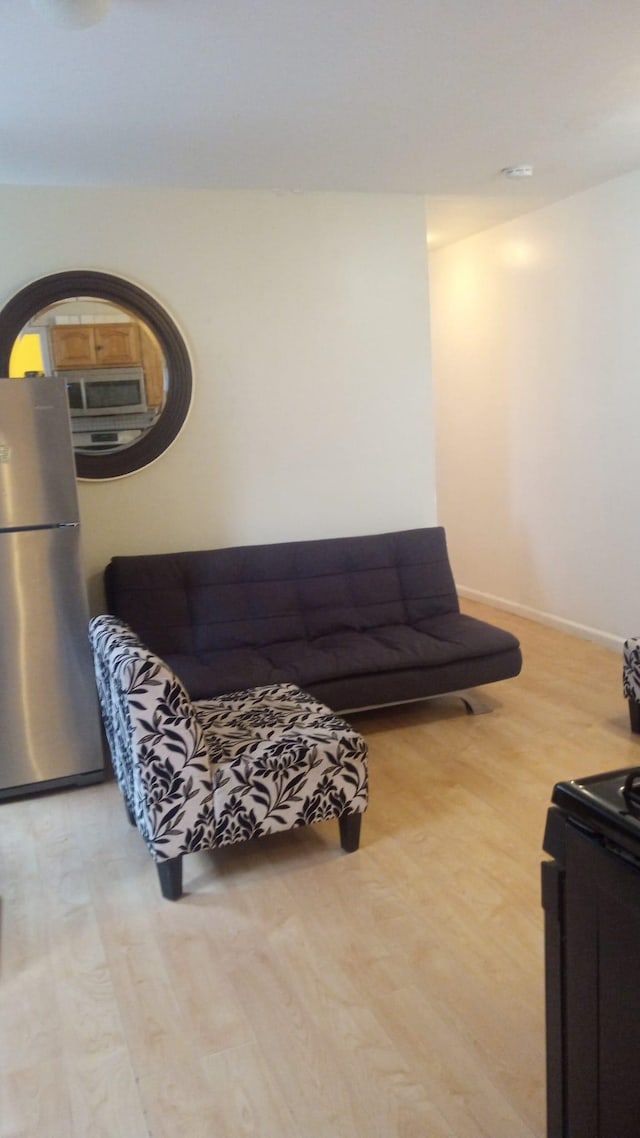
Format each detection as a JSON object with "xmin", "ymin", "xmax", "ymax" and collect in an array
[{"xmin": 542, "ymin": 769, "xmax": 640, "ymax": 1138}]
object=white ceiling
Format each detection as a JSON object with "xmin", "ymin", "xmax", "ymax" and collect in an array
[{"xmin": 4, "ymin": 0, "xmax": 640, "ymax": 248}]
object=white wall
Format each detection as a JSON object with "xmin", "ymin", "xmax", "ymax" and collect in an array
[
  {"xmin": 0, "ymin": 186, "xmax": 435, "ymax": 608},
  {"xmin": 430, "ymin": 170, "xmax": 640, "ymax": 647}
]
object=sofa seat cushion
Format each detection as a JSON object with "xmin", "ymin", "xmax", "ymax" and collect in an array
[
  {"xmin": 167, "ymin": 612, "xmax": 519, "ymax": 700},
  {"xmin": 165, "ymin": 649, "xmax": 289, "ymax": 700}
]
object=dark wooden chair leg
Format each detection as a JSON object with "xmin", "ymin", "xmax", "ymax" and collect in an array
[
  {"xmin": 629, "ymin": 698, "xmax": 640, "ymax": 735},
  {"xmin": 339, "ymin": 812, "xmax": 362, "ymax": 852},
  {"xmin": 156, "ymin": 855, "xmax": 183, "ymax": 901}
]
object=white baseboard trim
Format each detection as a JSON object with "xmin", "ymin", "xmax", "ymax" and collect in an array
[{"xmin": 458, "ymin": 586, "xmax": 625, "ymax": 652}]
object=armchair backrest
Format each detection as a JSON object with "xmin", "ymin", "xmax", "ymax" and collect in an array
[{"xmin": 89, "ymin": 615, "xmax": 215, "ymax": 861}]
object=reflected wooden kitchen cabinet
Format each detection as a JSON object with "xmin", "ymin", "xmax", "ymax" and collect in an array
[
  {"xmin": 50, "ymin": 322, "xmax": 142, "ymax": 369},
  {"xmin": 138, "ymin": 323, "xmax": 164, "ymax": 409}
]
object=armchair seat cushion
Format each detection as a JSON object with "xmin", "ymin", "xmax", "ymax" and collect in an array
[{"xmin": 196, "ymin": 683, "xmax": 368, "ymax": 847}]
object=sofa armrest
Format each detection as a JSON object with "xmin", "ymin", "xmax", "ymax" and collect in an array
[{"xmin": 89, "ymin": 615, "xmax": 215, "ymax": 861}]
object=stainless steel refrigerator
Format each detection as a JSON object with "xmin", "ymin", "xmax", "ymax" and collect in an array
[{"xmin": 0, "ymin": 376, "xmax": 105, "ymax": 798}]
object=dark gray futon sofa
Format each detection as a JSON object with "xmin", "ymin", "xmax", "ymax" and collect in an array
[{"xmin": 105, "ymin": 526, "xmax": 522, "ymax": 712}]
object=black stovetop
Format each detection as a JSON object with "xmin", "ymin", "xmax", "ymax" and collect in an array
[{"xmin": 552, "ymin": 767, "xmax": 640, "ymax": 859}]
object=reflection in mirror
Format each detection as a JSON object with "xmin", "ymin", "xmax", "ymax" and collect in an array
[
  {"xmin": 0, "ymin": 271, "xmax": 192, "ymax": 480},
  {"xmin": 9, "ymin": 296, "xmax": 168, "ymax": 457}
]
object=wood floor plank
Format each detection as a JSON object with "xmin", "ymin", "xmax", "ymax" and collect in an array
[
  {"xmin": 198, "ymin": 1043, "xmax": 300, "ymax": 1138},
  {"xmin": 64, "ymin": 1048, "xmax": 150, "ymax": 1138},
  {"xmin": 1, "ymin": 1058, "xmax": 72, "ymax": 1138}
]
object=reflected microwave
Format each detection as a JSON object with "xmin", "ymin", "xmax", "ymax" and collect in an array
[{"xmin": 56, "ymin": 367, "xmax": 148, "ymax": 417}]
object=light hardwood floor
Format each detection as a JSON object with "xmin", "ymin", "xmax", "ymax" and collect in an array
[{"xmin": 1, "ymin": 601, "xmax": 636, "ymax": 1138}]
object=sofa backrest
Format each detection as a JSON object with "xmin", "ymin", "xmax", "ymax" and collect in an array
[{"xmin": 105, "ymin": 527, "xmax": 460, "ymax": 658}]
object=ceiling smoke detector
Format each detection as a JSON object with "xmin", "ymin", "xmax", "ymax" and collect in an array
[
  {"xmin": 30, "ymin": 0, "xmax": 111, "ymax": 29},
  {"xmin": 501, "ymin": 165, "xmax": 534, "ymax": 179}
]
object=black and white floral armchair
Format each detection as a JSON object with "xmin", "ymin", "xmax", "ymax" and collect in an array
[
  {"xmin": 89, "ymin": 616, "xmax": 369, "ymax": 899},
  {"xmin": 624, "ymin": 637, "xmax": 640, "ymax": 733}
]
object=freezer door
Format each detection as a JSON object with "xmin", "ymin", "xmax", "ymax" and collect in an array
[
  {"xmin": 0, "ymin": 525, "xmax": 104, "ymax": 794},
  {"xmin": 0, "ymin": 376, "xmax": 79, "ymax": 529}
]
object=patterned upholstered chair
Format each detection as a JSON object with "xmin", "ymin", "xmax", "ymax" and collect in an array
[
  {"xmin": 89, "ymin": 615, "xmax": 368, "ymax": 899},
  {"xmin": 623, "ymin": 637, "xmax": 640, "ymax": 733}
]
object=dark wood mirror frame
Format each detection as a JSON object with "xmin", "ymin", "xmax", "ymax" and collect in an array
[{"xmin": 0, "ymin": 270, "xmax": 193, "ymax": 480}]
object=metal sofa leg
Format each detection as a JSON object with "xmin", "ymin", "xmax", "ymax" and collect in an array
[
  {"xmin": 339, "ymin": 812, "xmax": 362, "ymax": 852},
  {"xmin": 629, "ymin": 698, "xmax": 640, "ymax": 735},
  {"xmin": 157, "ymin": 855, "xmax": 183, "ymax": 901},
  {"xmin": 458, "ymin": 690, "xmax": 493, "ymax": 715}
]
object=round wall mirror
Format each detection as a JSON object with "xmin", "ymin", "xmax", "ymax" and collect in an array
[{"xmin": 0, "ymin": 271, "xmax": 193, "ymax": 479}]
